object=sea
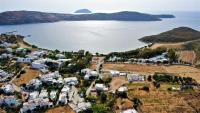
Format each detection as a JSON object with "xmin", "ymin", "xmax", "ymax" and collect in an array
[{"xmin": 0, "ymin": 11, "xmax": 199, "ymax": 54}]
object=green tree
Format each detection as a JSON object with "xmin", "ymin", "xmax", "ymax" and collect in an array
[
  {"xmin": 100, "ymin": 92, "xmax": 107, "ymax": 103},
  {"xmin": 92, "ymin": 104, "xmax": 109, "ymax": 113},
  {"xmin": 168, "ymin": 49, "xmax": 177, "ymax": 63},
  {"xmin": 132, "ymin": 98, "xmax": 142, "ymax": 110}
]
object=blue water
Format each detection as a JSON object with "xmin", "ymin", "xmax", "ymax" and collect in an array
[{"xmin": 0, "ymin": 11, "xmax": 200, "ymax": 54}]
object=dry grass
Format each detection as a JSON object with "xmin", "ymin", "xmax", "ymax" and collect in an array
[
  {"xmin": 163, "ymin": 65, "xmax": 200, "ymax": 83},
  {"xmin": 45, "ymin": 106, "xmax": 75, "ymax": 113},
  {"xmin": 90, "ymin": 56, "xmax": 105, "ymax": 70},
  {"xmin": 18, "ymin": 42, "xmax": 31, "ymax": 49},
  {"xmin": 103, "ymin": 63, "xmax": 166, "ymax": 74},
  {"xmin": 109, "ymin": 77, "xmax": 128, "ymax": 92},
  {"xmin": 103, "ymin": 63, "xmax": 200, "ymax": 83},
  {"xmin": 13, "ymin": 68, "xmax": 40, "ymax": 86},
  {"xmin": 176, "ymin": 50, "xmax": 197, "ymax": 64},
  {"xmin": 0, "ymin": 108, "xmax": 6, "ymax": 113},
  {"xmin": 90, "ymin": 63, "xmax": 97, "ymax": 70},
  {"xmin": 150, "ymin": 43, "xmax": 185, "ymax": 50},
  {"xmin": 159, "ymin": 84, "xmax": 180, "ymax": 91},
  {"xmin": 127, "ymin": 83, "xmax": 195, "ymax": 113},
  {"xmin": 115, "ymin": 98, "xmax": 133, "ymax": 113}
]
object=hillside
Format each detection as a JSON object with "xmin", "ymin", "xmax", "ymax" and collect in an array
[
  {"xmin": 0, "ymin": 11, "xmax": 175, "ymax": 25},
  {"xmin": 0, "ymin": 34, "xmax": 24, "ymax": 43},
  {"xmin": 139, "ymin": 27, "xmax": 200, "ymax": 43},
  {"xmin": 184, "ymin": 40, "xmax": 200, "ymax": 64},
  {"xmin": 0, "ymin": 34, "xmax": 31, "ymax": 48}
]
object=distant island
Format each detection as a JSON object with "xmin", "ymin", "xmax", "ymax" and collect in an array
[
  {"xmin": 74, "ymin": 9, "xmax": 92, "ymax": 14},
  {"xmin": 0, "ymin": 10, "xmax": 175, "ymax": 25},
  {"xmin": 139, "ymin": 27, "xmax": 200, "ymax": 43}
]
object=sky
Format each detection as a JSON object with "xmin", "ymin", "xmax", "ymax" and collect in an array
[{"xmin": 0, "ymin": 0, "xmax": 200, "ymax": 13}]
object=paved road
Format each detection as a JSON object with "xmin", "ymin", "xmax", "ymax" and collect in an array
[
  {"xmin": 86, "ymin": 80, "xmax": 96, "ymax": 97},
  {"xmin": 11, "ymin": 83, "xmax": 21, "ymax": 92},
  {"xmin": 86, "ymin": 57, "xmax": 104, "ymax": 97}
]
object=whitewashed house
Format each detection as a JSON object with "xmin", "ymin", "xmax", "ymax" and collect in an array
[
  {"xmin": 58, "ymin": 85, "xmax": 70, "ymax": 104},
  {"xmin": 16, "ymin": 48, "xmax": 28, "ymax": 54},
  {"xmin": 121, "ymin": 109, "xmax": 137, "ymax": 113},
  {"xmin": 31, "ymin": 61, "xmax": 48, "ymax": 70},
  {"xmin": 1, "ymin": 83, "xmax": 14, "ymax": 94},
  {"xmin": 31, "ymin": 50, "xmax": 48, "ymax": 58},
  {"xmin": 84, "ymin": 74, "xmax": 90, "ymax": 80},
  {"xmin": 127, "ymin": 74, "xmax": 145, "ymax": 83},
  {"xmin": 31, "ymin": 59, "xmax": 47, "ymax": 69},
  {"xmin": 39, "ymin": 71, "xmax": 62, "ymax": 85},
  {"xmin": 50, "ymin": 90, "xmax": 57, "ymax": 101},
  {"xmin": 149, "ymin": 52, "xmax": 168, "ymax": 63},
  {"xmin": 95, "ymin": 84, "xmax": 108, "ymax": 91},
  {"xmin": 17, "ymin": 57, "xmax": 32, "ymax": 63},
  {"xmin": 0, "ymin": 96, "xmax": 21, "ymax": 107},
  {"xmin": 20, "ymin": 98, "xmax": 53, "ymax": 113},
  {"xmin": 26, "ymin": 79, "xmax": 42, "ymax": 90},
  {"xmin": 81, "ymin": 68, "xmax": 99, "ymax": 80},
  {"xmin": 56, "ymin": 54, "xmax": 65, "ymax": 59},
  {"xmin": 110, "ymin": 70, "xmax": 120, "ymax": 77},
  {"xmin": 118, "ymin": 86, "xmax": 128, "ymax": 93},
  {"xmin": 64, "ymin": 77, "xmax": 78, "ymax": 85},
  {"xmin": 0, "ymin": 53, "xmax": 13, "ymax": 59},
  {"xmin": 74, "ymin": 102, "xmax": 92, "ymax": 113},
  {"xmin": 29, "ymin": 91, "xmax": 39, "ymax": 100},
  {"xmin": 84, "ymin": 70, "xmax": 98, "ymax": 80},
  {"xmin": 40, "ymin": 71, "xmax": 61, "ymax": 81},
  {"xmin": 0, "ymin": 70, "xmax": 13, "ymax": 82},
  {"xmin": 57, "ymin": 77, "xmax": 64, "ymax": 84},
  {"xmin": 0, "ymin": 42, "xmax": 12, "ymax": 48},
  {"xmin": 39, "ymin": 89, "xmax": 48, "ymax": 99},
  {"xmin": 6, "ymin": 48, "xmax": 13, "ymax": 53},
  {"xmin": 81, "ymin": 68, "xmax": 91, "ymax": 74}
]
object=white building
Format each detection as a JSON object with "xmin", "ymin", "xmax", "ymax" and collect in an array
[
  {"xmin": 0, "ymin": 53, "xmax": 13, "ymax": 59},
  {"xmin": 29, "ymin": 91, "xmax": 39, "ymax": 100},
  {"xmin": 6, "ymin": 48, "xmax": 13, "ymax": 53},
  {"xmin": 121, "ymin": 109, "xmax": 137, "ymax": 113},
  {"xmin": 56, "ymin": 54, "xmax": 65, "ymax": 59},
  {"xmin": 0, "ymin": 42, "xmax": 12, "ymax": 48},
  {"xmin": 26, "ymin": 79, "xmax": 42, "ymax": 90},
  {"xmin": 20, "ymin": 98, "xmax": 53, "ymax": 113},
  {"xmin": 127, "ymin": 74, "xmax": 145, "ymax": 83},
  {"xmin": 74, "ymin": 102, "xmax": 92, "ymax": 113},
  {"xmin": 95, "ymin": 84, "xmax": 108, "ymax": 91},
  {"xmin": 110, "ymin": 70, "xmax": 120, "ymax": 77},
  {"xmin": 118, "ymin": 86, "xmax": 128, "ymax": 93},
  {"xmin": 1, "ymin": 83, "xmax": 14, "ymax": 94},
  {"xmin": 30, "ymin": 50, "xmax": 48, "ymax": 58},
  {"xmin": 50, "ymin": 90, "xmax": 57, "ymax": 101},
  {"xmin": 149, "ymin": 52, "xmax": 168, "ymax": 63},
  {"xmin": 0, "ymin": 96, "xmax": 21, "ymax": 107},
  {"xmin": 57, "ymin": 77, "xmax": 64, "ymax": 84},
  {"xmin": 84, "ymin": 71, "xmax": 98, "ymax": 80},
  {"xmin": 0, "ymin": 70, "xmax": 13, "ymax": 82},
  {"xmin": 82, "ymin": 68, "xmax": 99, "ymax": 80},
  {"xmin": 39, "ymin": 89, "xmax": 48, "ymax": 99},
  {"xmin": 40, "ymin": 71, "xmax": 61, "ymax": 81},
  {"xmin": 17, "ymin": 57, "xmax": 32, "ymax": 63},
  {"xmin": 16, "ymin": 48, "xmax": 29, "ymax": 54},
  {"xmin": 64, "ymin": 77, "xmax": 78, "ymax": 85},
  {"xmin": 58, "ymin": 85, "xmax": 70, "ymax": 104},
  {"xmin": 81, "ymin": 68, "xmax": 91, "ymax": 74},
  {"xmin": 31, "ymin": 62, "xmax": 48, "ymax": 70}
]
